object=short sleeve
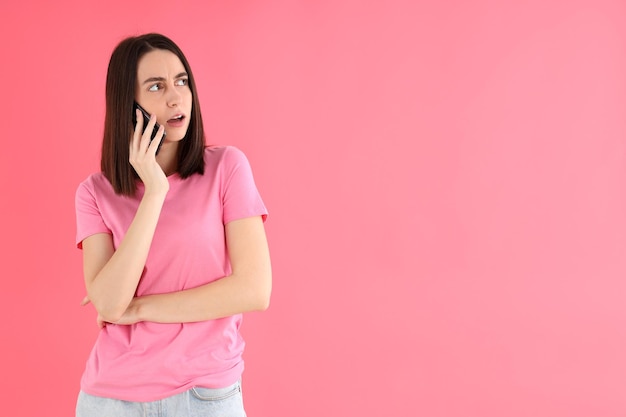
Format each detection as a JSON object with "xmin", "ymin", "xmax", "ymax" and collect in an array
[
  {"xmin": 221, "ymin": 147, "xmax": 268, "ymax": 224},
  {"xmin": 75, "ymin": 177, "xmax": 112, "ymax": 249}
]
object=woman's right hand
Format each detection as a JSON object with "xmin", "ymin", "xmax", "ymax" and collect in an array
[{"xmin": 130, "ymin": 109, "xmax": 169, "ymax": 195}]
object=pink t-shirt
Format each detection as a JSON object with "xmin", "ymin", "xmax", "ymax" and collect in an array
[{"xmin": 75, "ymin": 146, "xmax": 267, "ymax": 402}]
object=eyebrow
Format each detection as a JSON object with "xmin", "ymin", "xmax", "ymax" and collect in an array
[{"xmin": 142, "ymin": 72, "xmax": 188, "ymax": 85}]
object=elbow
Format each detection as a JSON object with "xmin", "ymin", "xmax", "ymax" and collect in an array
[
  {"xmin": 229, "ymin": 268, "xmax": 272, "ymax": 312},
  {"xmin": 256, "ymin": 276, "xmax": 272, "ymax": 311},
  {"xmin": 249, "ymin": 272, "xmax": 271, "ymax": 311},
  {"xmin": 87, "ymin": 287, "xmax": 130, "ymax": 323},
  {"xmin": 257, "ymin": 292, "xmax": 271, "ymax": 311},
  {"xmin": 86, "ymin": 286, "xmax": 132, "ymax": 324},
  {"xmin": 99, "ymin": 310, "xmax": 125, "ymax": 324},
  {"xmin": 96, "ymin": 306, "xmax": 126, "ymax": 324},
  {"xmin": 90, "ymin": 298, "xmax": 129, "ymax": 324}
]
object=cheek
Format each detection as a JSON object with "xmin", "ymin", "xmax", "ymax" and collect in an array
[{"xmin": 184, "ymin": 90, "xmax": 193, "ymax": 106}]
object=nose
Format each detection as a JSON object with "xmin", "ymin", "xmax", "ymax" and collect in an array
[{"xmin": 166, "ymin": 85, "xmax": 183, "ymax": 107}]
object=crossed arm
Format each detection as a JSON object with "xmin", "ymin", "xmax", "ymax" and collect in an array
[{"xmin": 82, "ymin": 210, "xmax": 271, "ymax": 327}]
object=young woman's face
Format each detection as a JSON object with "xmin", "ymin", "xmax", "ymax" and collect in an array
[{"xmin": 135, "ymin": 49, "xmax": 192, "ymax": 143}]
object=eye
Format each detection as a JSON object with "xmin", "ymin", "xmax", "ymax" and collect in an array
[
  {"xmin": 175, "ymin": 78, "xmax": 188, "ymax": 87},
  {"xmin": 148, "ymin": 83, "xmax": 162, "ymax": 92}
]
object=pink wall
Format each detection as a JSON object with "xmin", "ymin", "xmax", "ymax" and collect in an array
[{"xmin": 2, "ymin": 1, "xmax": 626, "ymax": 415}]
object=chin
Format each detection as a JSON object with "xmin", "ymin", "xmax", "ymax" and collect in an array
[
  {"xmin": 166, "ymin": 126, "xmax": 190, "ymax": 141},
  {"xmin": 163, "ymin": 130, "xmax": 188, "ymax": 142}
]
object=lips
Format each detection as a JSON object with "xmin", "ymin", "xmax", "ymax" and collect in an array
[{"xmin": 166, "ymin": 114, "xmax": 186, "ymax": 127}]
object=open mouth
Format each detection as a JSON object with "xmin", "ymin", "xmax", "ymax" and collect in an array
[{"xmin": 168, "ymin": 115, "xmax": 185, "ymax": 123}]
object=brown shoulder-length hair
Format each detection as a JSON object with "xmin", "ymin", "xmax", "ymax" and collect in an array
[{"xmin": 102, "ymin": 33, "xmax": 205, "ymax": 195}]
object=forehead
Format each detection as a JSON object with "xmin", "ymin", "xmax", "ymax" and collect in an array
[{"xmin": 136, "ymin": 49, "xmax": 185, "ymax": 79}]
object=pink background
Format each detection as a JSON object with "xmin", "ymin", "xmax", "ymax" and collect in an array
[{"xmin": 2, "ymin": 1, "xmax": 626, "ymax": 416}]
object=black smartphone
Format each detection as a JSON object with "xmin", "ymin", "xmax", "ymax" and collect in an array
[{"xmin": 133, "ymin": 102, "xmax": 166, "ymax": 155}]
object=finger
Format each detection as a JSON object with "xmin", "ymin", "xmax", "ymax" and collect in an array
[
  {"xmin": 139, "ymin": 114, "xmax": 158, "ymax": 153},
  {"xmin": 131, "ymin": 108, "xmax": 144, "ymax": 153},
  {"xmin": 147, "ymin": 125, "xmax": 165, "ymax": 155}
]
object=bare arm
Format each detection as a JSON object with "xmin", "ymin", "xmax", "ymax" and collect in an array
[
  {"xmin": 82, "ymin": 191, "xmax": 166, "ymax": 322},
  {"xmin": 114, "ymin": 215, "xmax": 271, "ymax": 324},
  {"xmin": 83, "ymin": 112, "xmax": 168, "ymax": 323}
]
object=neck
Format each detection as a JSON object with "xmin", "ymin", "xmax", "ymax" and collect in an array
[{"xmin": 156, "ymin": 141, "xmax": 180, "ymax": 176}]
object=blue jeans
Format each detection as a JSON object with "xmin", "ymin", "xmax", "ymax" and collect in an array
[{"xmin": 76, "ymin": 381, "xmax": 246, "ymax": 417}]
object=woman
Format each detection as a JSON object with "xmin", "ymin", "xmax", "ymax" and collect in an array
[{"xmin": 75, "ymin": 33, "xmax": 271, "ymax": 416}]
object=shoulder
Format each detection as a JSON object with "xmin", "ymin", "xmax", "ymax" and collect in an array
[
  {"xmin": 203, "ymin": 145, "xmax": 251, "ymax": 171},
  {"xmin": 76, "ymin": 172, "xmax": 114, "ymax": 199},
  {"xmin": 204, "ymin": 145, "xmax": 247, "ymax": 162}
]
